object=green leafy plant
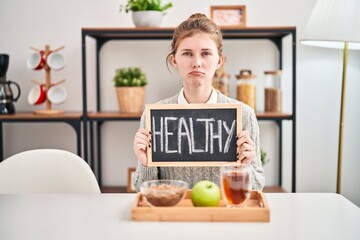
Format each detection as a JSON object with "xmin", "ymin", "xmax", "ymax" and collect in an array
[
  {"xmin": 113, "ymin": 67, "xmax": 148, "ymax": 87},
  {"xmin": 260, "ymin": 149, "xmax": 269, "ymax": 166},
  {"xmin": 120, "ymin": 0, "xmax": 173, "ymax": 13}
]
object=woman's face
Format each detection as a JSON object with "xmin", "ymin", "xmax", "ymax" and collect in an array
[{"xmin": 170, "ymin": 32, "xmax": 223, "ymax": 89}]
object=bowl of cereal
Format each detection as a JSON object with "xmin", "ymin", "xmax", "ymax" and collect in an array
[{"xmin": 140, "ymin": 180, "xmax": 189, "ymax": 207}]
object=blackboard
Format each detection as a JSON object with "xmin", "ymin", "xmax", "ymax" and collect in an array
[{"xmin": 145, "ymin": 104, "xmax": 242, "ymax": 166}]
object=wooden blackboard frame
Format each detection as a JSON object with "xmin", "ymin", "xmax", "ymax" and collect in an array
[{"xmin": 145, "ymin": 103, "xmax": 242, "ymax": 166}]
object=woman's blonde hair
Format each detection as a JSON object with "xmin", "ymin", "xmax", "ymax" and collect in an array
[{"xmin": 166, "ymin": 13, "xmax": 223, "ymax": 66}]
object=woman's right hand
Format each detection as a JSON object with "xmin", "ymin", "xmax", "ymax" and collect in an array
[{"xmin": 133, "ymin": 128, "xmax": 152, "ymax": 166}]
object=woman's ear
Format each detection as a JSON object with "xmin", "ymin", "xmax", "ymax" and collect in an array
[
  {"xmin": 170, "ymin": 54, "xmax": 177, "ymax": 68},
  {"xmin": 217, "ymin": 55, "xmax": 225, "ymax": 68}
]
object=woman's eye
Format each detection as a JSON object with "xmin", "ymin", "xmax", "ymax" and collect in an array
[
  {"xmin": 202, "ymin": 52, "xmax": 212, "ymax": 56},
  {"xmin": 182, "ymin": 52, "xmax": 192, "ymax": 56}
]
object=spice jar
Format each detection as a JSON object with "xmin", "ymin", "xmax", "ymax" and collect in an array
[
  {"xmin": 264, "ymin": 70, "xmax": 282, "ymax": 112},
  {"xmin": 236, "ymin": 69, "xmax": 256, "ymax": 110}
]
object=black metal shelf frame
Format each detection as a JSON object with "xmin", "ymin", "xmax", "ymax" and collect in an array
[
  {"xmin": 81, "ymin": 27, "xmax": 296, "ymax": 192},
  {"xmin": 0, "ymin": 117, "xmax": 82, "ymax": 160}
]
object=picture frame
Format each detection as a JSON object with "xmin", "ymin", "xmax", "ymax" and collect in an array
[
  {"xmin": 210, "ymin": 5, "xmax": 246, "ymax": 28},
  {"xmin": 127, "ymin": 167, "xmax": 136, "ymax": 193}
]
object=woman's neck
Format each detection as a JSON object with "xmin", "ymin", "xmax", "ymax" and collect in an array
[{"xmin": 183, "ymin": 85, "xmax": 213, "ymax": 103}]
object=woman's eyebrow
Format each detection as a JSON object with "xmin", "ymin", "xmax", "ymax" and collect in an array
[
  {"xmin": 179, "ymin": 48, "xmax": 214, "ymax": 51},
  {"xmin": 179, "ymin": 48, "xmax": 193, "ymax": 52}
]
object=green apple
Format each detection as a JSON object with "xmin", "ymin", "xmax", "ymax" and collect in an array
[{"xmin": 191, "ymin": 180, "xmax": 221, "ymax": 207}]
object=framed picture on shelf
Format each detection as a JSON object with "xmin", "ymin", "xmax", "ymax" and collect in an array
[
  {"xmin": 127, "ymin": 167, "xmax": 136, "ymax": 193},
  {"xmin": 210, "ymin": 5, "xmax": 246, "ymax": 28}
]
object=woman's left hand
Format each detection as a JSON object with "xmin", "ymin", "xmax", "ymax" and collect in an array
[{"xmin": 236, "ymin": 130, "xmax": 255, "ymax": 165}]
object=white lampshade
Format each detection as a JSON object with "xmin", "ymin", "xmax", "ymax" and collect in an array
[{"xmin": 301, "ymin": 0, "xmax": 360, "ymax": 50}]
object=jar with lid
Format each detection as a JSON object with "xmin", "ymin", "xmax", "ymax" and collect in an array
[
  {"xmin": 236, "ymin": 69, "xmax": 256, "ymax": 110},
  {"xmin": 264, "ymin": 70, "xmax": 282, "ymax": 112}
]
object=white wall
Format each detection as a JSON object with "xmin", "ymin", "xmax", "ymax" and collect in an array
[{"xmin": 0, "ymin": 0, "xmax": 359, "ymax": 206}]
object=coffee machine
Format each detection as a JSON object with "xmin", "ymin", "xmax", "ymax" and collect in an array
[{"xmin": 0, "ymin": 54, "xmax": 21, "ymax": 114}]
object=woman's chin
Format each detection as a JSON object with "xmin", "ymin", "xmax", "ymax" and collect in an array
[{"xmin": 186, "ymin": 77, "xmax": 211, "ymax": 88}]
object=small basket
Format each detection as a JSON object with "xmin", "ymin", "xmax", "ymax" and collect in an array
[{"xmin": 116, "ymin": 86, "xmax": 145, "ymax": 113}]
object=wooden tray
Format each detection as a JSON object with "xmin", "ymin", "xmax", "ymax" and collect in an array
[{"xmin": 131, "ymin": 190, "xmax": 270, "ymax": 222}]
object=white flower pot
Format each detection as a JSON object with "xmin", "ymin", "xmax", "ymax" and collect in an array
[{"xmin": 132, "ymin": 11, "xmax": 163, "ymax": 27}]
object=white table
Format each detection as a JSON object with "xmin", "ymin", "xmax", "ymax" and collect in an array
[{"xmin": 0, "ymin": 193, "xmax": 359, "ymax": 240}]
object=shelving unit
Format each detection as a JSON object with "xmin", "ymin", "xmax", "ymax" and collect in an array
[
  {"xmin": 0, "ymin": 44, "xmax": 81, "ymax": 163},
  {"xmin": 81, "ymin": 27, "xmax": 296, "ymax": 192},
  {"xmin": 0, "ymin": 112, "xmax": 83, "ymax": 160}
]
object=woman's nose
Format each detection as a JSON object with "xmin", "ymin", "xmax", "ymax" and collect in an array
[{"xmin": 192, "ymin": 56, "xmax": 201, "ymax": 68}]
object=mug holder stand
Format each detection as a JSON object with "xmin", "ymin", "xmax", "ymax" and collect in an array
[
  {"xmin": 34, "ymin": 109, "xmax": 64, "ymax": 115},
  {"xmin": 31, "ymin": 44, "xmax": 65, "ymax": 115}
]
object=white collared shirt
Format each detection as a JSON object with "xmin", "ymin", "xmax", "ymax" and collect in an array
[{"xmin": 178, "ymin": 87, "xmax": 218, "ymax": 104}]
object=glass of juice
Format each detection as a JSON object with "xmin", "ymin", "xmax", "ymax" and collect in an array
[{"xmin": 220, "ymin": 163, "xmax": 252, "ymax": 207}]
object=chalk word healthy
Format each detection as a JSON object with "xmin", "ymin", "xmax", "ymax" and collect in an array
[{"xmin": 152, "ymin": 116, "xmax": 236, "ymax": 155}]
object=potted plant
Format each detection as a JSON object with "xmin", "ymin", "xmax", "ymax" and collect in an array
[
  {"xmin": 260, "ymin": 149, "xmax": 269, "ymax": 166},
  {"xmin": 120, "ymin": 0, "xmax": 173, "ymax": 27},
  {"xmin": 113, "ymin": 67, "xmax": 148, "ymax": 113}
]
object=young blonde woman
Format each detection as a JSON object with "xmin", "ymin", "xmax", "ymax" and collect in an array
[{"xmin": 133, "ymin": 13, "xmax": 265, "ymax": 191}]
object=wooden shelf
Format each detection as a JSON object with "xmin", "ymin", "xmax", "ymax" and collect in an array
[
  {"xmin": 0, "ymin": 111, "xmax": 82, "ymax": 120},
  {"xmin": 263, "ymin": 186, "xmax": 287, "ymax": 193},
  {"xmin": 82, "ymin": 26, "xmax": 296, "ymax": 40},
  {"xmin": 256, "ymin": 112, "xmax": 293, "ymax": 120},
  {"xmin": 100, "ymin": 186, "xmax": 128, "ymax": 193},
  {"xmin": 87, "ymin": 111, "xmax": 141, "ymax": 121}
]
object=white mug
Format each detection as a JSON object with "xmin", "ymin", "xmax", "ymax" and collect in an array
[
  {"xmin": 28, "ymin": 84, "xmax": 47, "ymax": 105},
  {"xmin": 46, "ymin": 52, "xmax": 66, "ymax": 71},
  {"xmin": 47, "ymin": 85, "xmax": 67, "ymax": 104},
  {"xmin": 27, "ymin": 51, "xmax": 46, "ymax": 70}
]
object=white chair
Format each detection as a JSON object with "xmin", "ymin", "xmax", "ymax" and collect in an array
[{"xmin": 0, "ymin": 149, "xmax": 101, "ymax": 194}]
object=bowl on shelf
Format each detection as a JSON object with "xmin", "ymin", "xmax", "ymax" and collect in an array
[{"xmin": 140, "ymin": 180, "xmax": 189, "ymax": 207}]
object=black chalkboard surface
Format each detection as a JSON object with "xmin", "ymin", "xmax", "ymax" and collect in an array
[{"xmin": 145, "ymin": 104, "xmax": 242, "ymax": 166}]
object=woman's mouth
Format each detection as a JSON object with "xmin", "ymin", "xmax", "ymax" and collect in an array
[{"xmin": 189, "ymin": 71, "xmax": 204, "ymax": 75}]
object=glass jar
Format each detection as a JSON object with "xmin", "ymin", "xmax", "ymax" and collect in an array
[
  {"xmin": 236, "ymin": 69, "xmax": 256, "ymax": 110},
  {"xmin": 264, "ymin": 70, "xmax": 282, "ymax": 112}
]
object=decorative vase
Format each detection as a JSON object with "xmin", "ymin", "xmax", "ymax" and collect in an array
[
  {"xmin": 132, "ymin": 11, "xmax": 163, "ymax": 27},
  {"xmin": 116, "ymin": 86, "xmax": 145, "ymax": 113}
]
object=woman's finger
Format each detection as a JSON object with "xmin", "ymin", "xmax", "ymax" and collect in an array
[
  {"xmin": 134, "ymin": 129, "xmax": 152, "ymax": 146},
  {"xmin": 237, "ymin": 150, "xmax": 254, "ymax": 165},
  {"xmin": 236, "ymin": 131, "xmax": 253, "ymax": 147},
  {"xmin": 238, "ymin": 142, "xmax": 254, "ymax": 154}
]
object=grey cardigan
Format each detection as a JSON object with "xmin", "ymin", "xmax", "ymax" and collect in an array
[{"xmin": 133, "ymin": 91, "xmax": 265, "ymax": 191}]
